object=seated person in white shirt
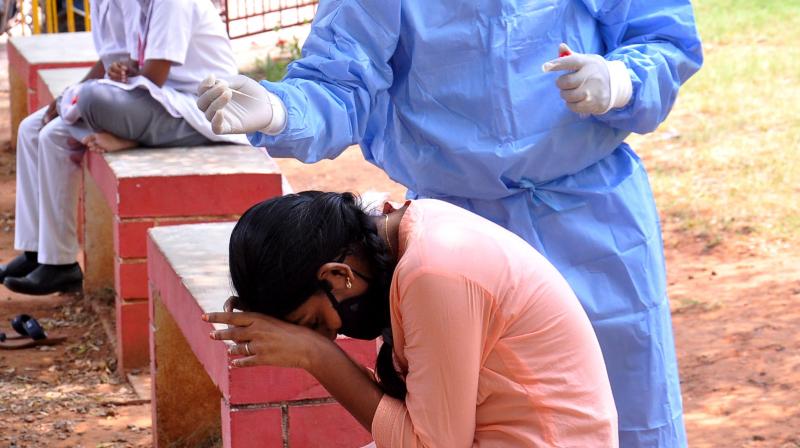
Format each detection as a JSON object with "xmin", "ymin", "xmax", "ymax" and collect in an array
[
  {"xmin": 0, "ymin": 0, "xmax": 246, "ymax": 295},
  {"xmin": 80, "ymin": 0, "xmax": 246, "ymax": 152}
]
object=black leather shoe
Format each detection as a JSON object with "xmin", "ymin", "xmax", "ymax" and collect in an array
[
  {"xmin": 4, "ymin": 263, "xmax": 83, "ymax": 296},
  {"xmin": 0, "ymin": 252, "xmax": 39, "ymax": 283}
]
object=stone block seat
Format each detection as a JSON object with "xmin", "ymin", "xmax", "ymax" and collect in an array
[
  {"xmin": 82, "ymin": 145, "xmax": 287, "ymax": 372},
  {"xmin": 147, "ymin": 222, "xmax": 376, "ymax": 447},
  {"xmin": 36, "ymin": 66, "xmax": 91, "ymax": 107},
  {"xmin": 7, "ymin": 32, "xmax": 97, "ymax": 148}
]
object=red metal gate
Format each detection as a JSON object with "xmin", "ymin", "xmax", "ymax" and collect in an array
[{"xmin": 215, "ymin": 0, "xmax": 318, "ymax": 39}]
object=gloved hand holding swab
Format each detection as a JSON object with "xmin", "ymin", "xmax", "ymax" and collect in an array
[
  {"xmin": 196, "ymin": 74, "xmax": 286, "ymax": 135},
  {"xmin": 542, "ymin": 43, "xmax": 633, "ymax": 115}
]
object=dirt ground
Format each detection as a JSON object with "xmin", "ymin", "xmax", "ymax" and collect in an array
[{"xmin": 1, "ymin": 57, "xmax": 798, "ymax": 448}]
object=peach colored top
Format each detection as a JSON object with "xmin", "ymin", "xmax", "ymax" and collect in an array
[{"xmin": 371, "ymin": 199, "xmax": 618, "ymax": 447}]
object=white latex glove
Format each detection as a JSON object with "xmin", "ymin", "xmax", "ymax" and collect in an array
[
  {"xmin": 542, "ymin": 43, "xmax": 632, "ymax": 116},
  {"xmin": 196, "ymin": 74, "xmax": 286, "ymax": 135}
]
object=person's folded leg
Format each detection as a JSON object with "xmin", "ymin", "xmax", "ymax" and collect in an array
[{"xmin": 78, "ymin": 83, "xmax": 212, "ymax": 147}]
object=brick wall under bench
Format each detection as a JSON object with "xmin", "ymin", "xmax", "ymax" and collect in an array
[{"xmin": 83, "ymin": 146, "xmax": 285, "ymax": 372}]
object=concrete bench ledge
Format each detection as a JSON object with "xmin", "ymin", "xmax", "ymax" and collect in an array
[
  {"xmin": 9, "ymin": 32, "xmax": 97, "ymax": 65},
  {"xmin": 147, "ymin": 222, "xmax": 375, "ymax": 447},
  {"xmin": 8, "ymin": 32, "xmax": 97, "ymax": 147},
  {"xmin": 82, "ymin": 145, "xmax": 286, "ymax": 372},
  {"xmin": 86, "ymin": 145, "xmax": 283, "ymax": 218},
  {"xmin": 36, "ymin": 67, "xmax": 91, "ymax": 108}
]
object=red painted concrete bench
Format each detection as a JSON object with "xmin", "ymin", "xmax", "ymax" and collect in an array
[
  {"xmin": 82, "ymin": 145, "xmax": 286, "ymax": 372},
  {"xmin": 147, "ymin": 222, "xmax": 376, "ymax": 447},
  {"xmin": 7, "ymin": 32, "xmax": 97, "ymax": 148}
]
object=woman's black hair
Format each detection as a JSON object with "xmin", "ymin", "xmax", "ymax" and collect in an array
[{"xmin": 229, "ymin": 191, "xmax": 407, "ymax": 399}]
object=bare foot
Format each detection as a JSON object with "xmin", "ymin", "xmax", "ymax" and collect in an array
[{"xmin": 81, "ymin": 132, "xmax": 136, "ymax": 153}]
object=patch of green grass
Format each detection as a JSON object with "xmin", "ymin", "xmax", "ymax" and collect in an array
[
  {"xmin": 681, "ymin": 298, "xmax": 702, "ymax": 308},
  {"xmin": 245, "ymin": 37, "xmax": 304, "ymax": 82},
  {"xmin": 693, "ymin": 0, "xmax": 800, "ymax": 44},
  {"xmin": 249, "ymin": 56, "xmax": 292, "ymax": 82},
  {"xmin": 632, "ymin": 0, "xmax": 800, "ymax": 244},
  {"xmin": 672, "ymin": 296, "xmax": 722, "ymax": 314}
]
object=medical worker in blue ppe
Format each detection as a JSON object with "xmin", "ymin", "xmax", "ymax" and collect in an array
[{"xmin": 197, "ymin": 1, "xmax": 703, "ymax": 446}]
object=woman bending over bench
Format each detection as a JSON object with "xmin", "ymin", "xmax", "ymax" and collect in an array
[{"xmin": 206, "ymin": 191, "xmax": 618, "ymax": 447}]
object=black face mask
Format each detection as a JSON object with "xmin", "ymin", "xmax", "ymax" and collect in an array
[{"xmin": 325, "ymin": 268, "xmax": 390, "ymax": 340}]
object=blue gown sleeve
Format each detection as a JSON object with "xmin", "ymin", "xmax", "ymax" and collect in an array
[
  {"xmin": 247, "ymin": 0, "xmax": 402, "ymax": 162},
  {"xmin": 585, "ymin": 0, "xmax": 704, "ymax": 134}
]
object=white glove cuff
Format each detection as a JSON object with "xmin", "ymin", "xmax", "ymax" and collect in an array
[
  {"xmin": 605, "ymin": 60, "xmax": 633, "ymax": 113},
  {"xmin": 261, "ymin": 91, "xmax": 288, "ymax": 135}
]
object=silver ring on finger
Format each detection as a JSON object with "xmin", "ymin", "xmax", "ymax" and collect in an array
[{"xmin": 244, "ymin": 342, "xmax": 253, "ymax": 356}]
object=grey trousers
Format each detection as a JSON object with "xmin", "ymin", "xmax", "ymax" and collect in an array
[{"xmin": 77, "ymin": 82, "xmax": 212, "ymax": 147}]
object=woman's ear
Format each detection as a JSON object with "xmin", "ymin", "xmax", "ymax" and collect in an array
[{"xmin": 317, "ymin": 262, "xmax": 353, "ymax": 291}]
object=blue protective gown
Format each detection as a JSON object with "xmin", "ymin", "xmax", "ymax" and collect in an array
[{"xmin": 249, "ymin": 1, "xmax": 703, "ymax": 446}]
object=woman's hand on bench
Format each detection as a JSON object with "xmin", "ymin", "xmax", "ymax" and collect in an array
[{"xmin": 205, "ymin": 309, "xmax": 384, "ymax": 431}]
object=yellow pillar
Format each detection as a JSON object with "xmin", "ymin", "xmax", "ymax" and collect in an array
[
  {"xmin": 66, "ymin": 0, "xmax": 76, "ymax": 32},
  {"xmin": 85, "ymin": 0, "xmax": 91, "ymax": 30},
  {"xmin": 46, "ymin": 0, "xmax": 56, "ymax": 33},
  {"xmin": 51, "ymin": 0, "xmax": 58, "ymax": 33},
  {"xmin": 32, "ymin": 0, "xmax": 40, "ymax": 34}
]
